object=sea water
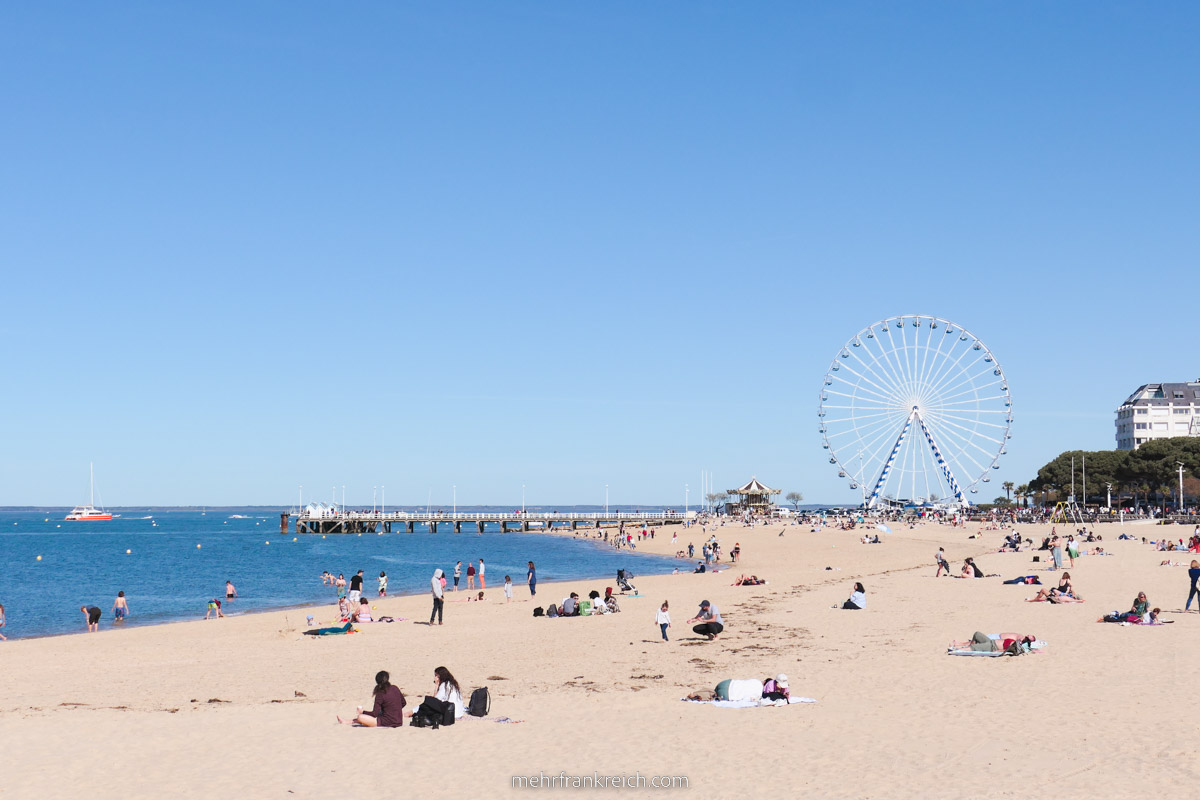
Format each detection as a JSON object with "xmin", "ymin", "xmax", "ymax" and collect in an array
[{"xmin": 0, "ymin": 510, "xmax": 682, "ymax": 639}]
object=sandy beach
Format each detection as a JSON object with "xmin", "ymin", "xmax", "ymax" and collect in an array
[{"xmin": 2, "ymin": 519, "xmax": 1197, "ymax": 799}]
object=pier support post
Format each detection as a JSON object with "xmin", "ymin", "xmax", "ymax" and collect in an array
[{"xmin": 478, "ymin": 521, "xmax": 485, "ymax": 534}]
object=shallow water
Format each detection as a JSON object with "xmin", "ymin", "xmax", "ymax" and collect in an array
[{"xmin": 0, "ymin": 510, "xmax": 679, "ymax": 638}]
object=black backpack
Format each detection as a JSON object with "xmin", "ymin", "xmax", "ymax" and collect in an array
[
  {"xmin": 468, "ymin": 687, "xmax": 490, "ymax": 717},
  {"xmin": 412, "ymin": 695, "xmax": 454, "ymax": 728},
  {"xmin": 532, "ymin": 606, "xmax": 544, "ymax": 617}
]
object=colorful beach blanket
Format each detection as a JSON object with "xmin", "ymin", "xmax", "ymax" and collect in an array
[{"xmin": 303, "ymin": 622, "xmax": 355, "ymax": 636}]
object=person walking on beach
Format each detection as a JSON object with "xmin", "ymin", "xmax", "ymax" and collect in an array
[
  {"xmin": 527, "ymin": 561, "xmax": 537, "ymax": 597},
  {"xmin": 478, "ymin": 558, "xmax": 486, "ymax": 590},
  {"xmin": 1187, "ymin": 561, "xmax": 1200, "ymax": 612},
  {"xmin": 504, "ymin": 575, "xmax": 513, "ymax": 603},
  {"xmin": 225, "ymin": 580, "xmax": 238, "ymax": 602},
  {"xmin": 935, "ymin": 547, "xmax": 950, "ymax": 577},
  {"xmin": 688, "ymin": 543, "xmax": 695, "ymax": 558},
  {"xmin": 656, "ymin": 600, "xmax": 671, "ymax": 642},
  {"xmin": 466, "ymin": 562, "xmax": 476, "ymax": 590},
  {"xmin": 335, "ymin": 573, "xmax": 347, "ymax": 599},
  {"xmin": 81, "ymin": 605, "xmax": 102, "ymax": 632},
  {"xmin": 687, "ymin": 600, "xmax": 723, "ymax": 641},
  {"xmin": 430, "ymin": 569, "xmax": 445, "ymax": 625},
  {"xmin": 112, "ymin": 591, "xmax": 129, "ymax": 621},
  {"xmin": 349, "ymin": 571, "xmax": 364, "ymax": 604},
  {"xmin": 453, "ymin": 561, "xmax": 462, "ymax": 592}
]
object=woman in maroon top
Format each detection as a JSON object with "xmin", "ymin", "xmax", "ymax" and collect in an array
[{"xmin": 337, "ymin": 670, "xmax": 406, "ymax": 727}]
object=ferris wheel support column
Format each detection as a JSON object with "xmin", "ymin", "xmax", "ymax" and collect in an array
[
  {"xmin": 866, "ymin": 409, "xmax": 918, "ymax": 509},
  {"xmin": 915, "ymin": 413, "xmax": 966, "ymax": 507}
]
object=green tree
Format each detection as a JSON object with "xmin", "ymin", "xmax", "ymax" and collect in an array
[
  {"xmin": 1015, "ymin": 483, "xmax": 1029, "ymax": 507},
  {"xmin": 1002, "ymin": 481, "xmax": 1014, "ymax": 500},
  {"xmin": 785, "ymin": 491, "xmax": 804, "ymax": 511},
  {"xmin": 993, "ymin": 496, "xmax": 1012, "ymax": 506}
]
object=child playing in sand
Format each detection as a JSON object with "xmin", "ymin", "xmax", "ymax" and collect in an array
[
  {"xmin": 656, "ymin": 601, "xmax": 671, "ymax": 641},
  {"xmin": 504, "ymin": 575, "xmax": 513, "ymax": 603}
]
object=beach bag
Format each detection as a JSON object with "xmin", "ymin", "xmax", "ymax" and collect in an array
[
  {"xmin": 533, "ymin": 606, "xmax": 544, "ymax": 617},
  {"xmin": 468, "ymin": 687, "xmax": 490, "ymax": 717}
]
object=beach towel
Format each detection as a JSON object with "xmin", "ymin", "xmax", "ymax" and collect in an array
[
  {"xmin": 681, "ymin": 697, "xmax": 817, "ymax": 707},
  {"xmin": 949, "ymin": 640, "xmax": 1047, "ymax": 656},
  {"xmin": 303, "ymin": 622, "xmax": 354, "ymax": 636}
]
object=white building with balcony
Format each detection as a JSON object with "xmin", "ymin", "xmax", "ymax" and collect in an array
[{"xmin": 1114, "ymin": 381, "xmax": 1200, "ymax": 450}]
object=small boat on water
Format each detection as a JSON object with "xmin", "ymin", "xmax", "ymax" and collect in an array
[{"xmin": 65, "ymin": 463, "xmax": 112, "ymax": 521}]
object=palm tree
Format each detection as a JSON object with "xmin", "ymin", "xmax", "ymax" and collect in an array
[
  {"xmin": 1015, "ymin": 483, "xmax": 1029, "ymax": 508},
  {"xmin": 1002, "ymin": 481, "xmax": 1014, "ymax": 501}
]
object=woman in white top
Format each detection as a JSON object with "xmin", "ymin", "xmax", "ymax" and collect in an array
[
  {"xmin": 433, "ymin": 666, "xmax": 466, "ymax": 718},
  {"xmin": 842, "ymin": 582, "xmax": 866, "ymax": 610}
]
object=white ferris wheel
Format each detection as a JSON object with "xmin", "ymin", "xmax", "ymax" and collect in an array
[{"xmin": 818, "ymin": 315, "xmax": 1012, "ymax": 508}]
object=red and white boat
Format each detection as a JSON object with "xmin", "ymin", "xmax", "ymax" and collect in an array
[{"xmin": 65, "ymin": 463, "xmax": 112, "ymax": 521}]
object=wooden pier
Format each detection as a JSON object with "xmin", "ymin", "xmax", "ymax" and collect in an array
[{"xmin": 280, "ymin": 510, "xmax": 694, "ymax": 536}]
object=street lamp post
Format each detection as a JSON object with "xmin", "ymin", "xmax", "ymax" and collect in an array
[
  {"xmin": 522, "ymin": 484, "xmax": 525, "ymax": 514},
  {"xmin": 299, "ymin": 485, "xmax": 303, "ymax": 512},
  {"xmin": 382, "ymin": 485, "xmax": 385, "ymax": 516},
  {"xmin": 605, "ymin": 485, "xmax": 609, "ymax": 517},
  {"xmin": 342, "ymin": 485, "xmax": 345, "ymax": 516},
  {"xmin": 453, "ymin": 485, "xmax": 457, "ymax": 518},
  {"xmin": 685, "ymin": 483, "xmax": 689, "ymax": 514},
  {"xmin": 372, "ymin": 486, "xmax": 377, "ymax": 515},
  {"xmin": 1178, "ymin": 462, "xmax": 1186, "ymax": 514},
  {"xmin": 1106, "ymin": 483, "xmax": 1112, "ymax": 512}
]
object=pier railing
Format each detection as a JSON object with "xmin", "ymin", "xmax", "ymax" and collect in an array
[{"xmin": 284, "ymin": 509, "xmax": 695, "ymax": 535}]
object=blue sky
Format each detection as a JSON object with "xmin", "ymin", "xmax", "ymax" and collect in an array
[{"xmin": 2, "ymin": 3, "xmax": 1197, "ymax": 506}]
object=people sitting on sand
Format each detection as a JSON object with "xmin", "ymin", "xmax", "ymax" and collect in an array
[
  {"xmin": 688, "ymin": 600, "xmax": 724, "ymax": 640},
  {"xmin": 732, "ymin": 575, "xmax": 765, "ymax": 586},
  {"xmin": 605, "ymin": 592, "xmax": 621, "ymax": 613},
  {"xmin": 1028, "ymin": 572, "xmax": 1082, "ymax": 602},
  {"xmin": 1101, "ymin": 592, "xmax": 1152, "ymax": 623},
  {"xmin": 1003, "ymin": 575, "xmax": 1042, "ymax": 585},
  {"xmin": 956, "ymin": 558, "xmax": 985, "ymax": 579},
  {"xmin": 337, "ymin": 670, "xmax": 406, "ymax": 727},
  {"xmin": 693, "ymin": 562, "xmax": 706, "ymax": 573},
  {"xmin": 352, "ymin": 598, "xmax": 373, "ymax": 623},
  {"xmin": 949, "ymin": 631, "xmax": 1036, "ymax": 652},
  {"xmin": 405, "ymin": 666, "xmax": 466, "ymax": 720},
  {"xmin": 841, "ymin": 582, "xmax": 866, "ymax": 610},
  {"xmin": 561, "ymin": 593, "xmax": 580, "ymax": 616}
]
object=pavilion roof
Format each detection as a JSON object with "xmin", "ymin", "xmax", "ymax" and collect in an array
[{"xmin": 729, "ymin": 478, "xmax": 780, "ymax": 496}]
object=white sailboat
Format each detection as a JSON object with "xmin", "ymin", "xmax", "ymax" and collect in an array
[{"xmin": 65, "ymin": 463, "xmax": 112, "ymax": 521}]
